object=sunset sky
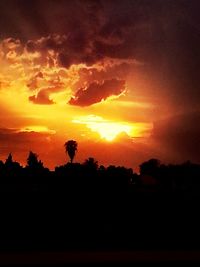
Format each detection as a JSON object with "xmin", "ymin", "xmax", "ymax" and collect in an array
[{"xmin": 0, "ymin": 0, "xmax": 200, "ymax": 170}]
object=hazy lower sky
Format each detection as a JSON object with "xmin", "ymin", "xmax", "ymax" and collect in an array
[{"xmin": 0, "ymin": 0, "xmax": 200, "ymax": 169}]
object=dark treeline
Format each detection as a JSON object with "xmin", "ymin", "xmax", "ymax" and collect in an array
[
  {"xmin": 0, "ymin": 141, "xmax": 200, "ymax": 252},
  {"xmin": 1, "ymin": 150, "xmax": 200, "ymax": 195},
  {"xmin": 0, "ymin": 151, "xmax": 134, "ymax": 192}
]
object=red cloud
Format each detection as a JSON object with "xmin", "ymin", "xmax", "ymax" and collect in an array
[
  {"xmin": 29, "ymin": 89, "xmax": 54, "ymax": 105},
  {"xmin": 29, "ymin": 77, "xmax": 65, "ymax": 105},
  {"xmin": 69, "ymin": 79, "xmax": 126, "ymax": 107}
]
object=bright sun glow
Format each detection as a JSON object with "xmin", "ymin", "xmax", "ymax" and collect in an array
[{"xmin": 72, "ymin": 115, "xmax": 133, "ymax": 141}]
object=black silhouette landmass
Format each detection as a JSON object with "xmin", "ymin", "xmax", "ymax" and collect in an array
[{"xmin": 0, "ymin": 147, "xmax": 200, "ymax": 254}]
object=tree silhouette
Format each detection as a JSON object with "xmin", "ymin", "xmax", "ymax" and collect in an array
[
  {"xmin": 139, "ymin": 158, "xmax": 160, "ymax": 176},
  {"xmin": 64, "ymin": 140, "xmax": 78, "ymax": 163},
  {"xmin": 26, "ymin": 151, "xmax": 43, "ymax": 170},
  {"xmin": 4, "ymin": 153, "xmax": 22, "ymax": 174},
  {"xmin": 83, "ymin": 157, "xmax": 98, "ymax": 171},
  {"xmin": 5, "ymin": 153, "xmax": 13, "ymax": 166}
]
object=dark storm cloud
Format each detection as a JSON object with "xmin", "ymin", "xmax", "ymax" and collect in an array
[
  {"xmin": 0, "ymin": 1, "xmax": 187, "ymax": 70},
  {"xmin": 1, "ymin": 0, "xmax": 199, "ymax": 111},
  {"xmin": 69, "ymin": 79, "xmax": 125, "ymax": 106},
  {"xmin": 0, "ymin": 0, "xmax": 144, "ymax": 67},
  {"xmin": 26, "ymin": 35, "xmax": 68, "ymax": 53},
  {"xmin": 72, "ymin": 61, "xmax": 135, "ymax": 92},
  {"xmin": 26, "ymin": 33, "xmax": 104, "ymax": 68},
  {"xmin": 1, "ymin": 0, "xmax": 200, "ymax": 91},
  {"xmin": 2, "ymin": 0, "xmax": 198, "ymax": 111}
]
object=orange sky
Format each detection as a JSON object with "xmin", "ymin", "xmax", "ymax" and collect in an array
[{"xmin": 0, "ymin": 37, "xmax": 157, "ymax": 169}]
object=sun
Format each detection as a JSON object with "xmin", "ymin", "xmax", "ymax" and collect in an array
[
  {"xmin": 72, "ymin": 115, "xmax": 133, "ymax": 141},
  {"xmin": 86, "ymin": 121, "xmax": 132, "ymax": 141}
]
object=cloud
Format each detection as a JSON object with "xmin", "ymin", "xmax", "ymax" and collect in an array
[
  {"xmin": 26, "ymin": 34, "xmax": 68, "ymax": 53},
  {"xmin": 27, "ymin": 69, "xmax": 68, "ymax": 105},
  {"xmin": 0, "ymin": 127, "xmax": 54, "ymax": 148},
  {"xmin": 29, "ymin": 79, "xmax": 65, "ymax": 104},
  {"xmin": 26, "ymin": 33, "xmax": 103, "ymax": 68},
  {"xmin": 69, "ymin": 79, "xmax": 126, "ymax": 107},
  {"xmin": 27, "ymin": 71, "xmax": 44, "ymax": 90},
  {"xmin": 2, "ymin": 38, "xmax": 22, "ymax": 53},
  {"xmin": 29, "ymin": 89, "xmax": 54, "ymax": 105},
  {"xmin": 1, "ymin": 1, "xmax": 200, "ymax": 123},
  {"xmin": 72, "ymin": 59, "xmax": 139, "ymax": 92},
  {"xmin": 0, "ymin": 32, "xmax": 139, "ymax": 107}
]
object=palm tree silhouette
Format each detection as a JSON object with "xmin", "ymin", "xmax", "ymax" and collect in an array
[{"xmin": 64, "ymin": 140, "xmax": 78, "ymax": 163}]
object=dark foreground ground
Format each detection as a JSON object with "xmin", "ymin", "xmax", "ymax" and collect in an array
[{"xmin": 0, "ymin": 185, "xmax": 200, "ymax": 264}]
